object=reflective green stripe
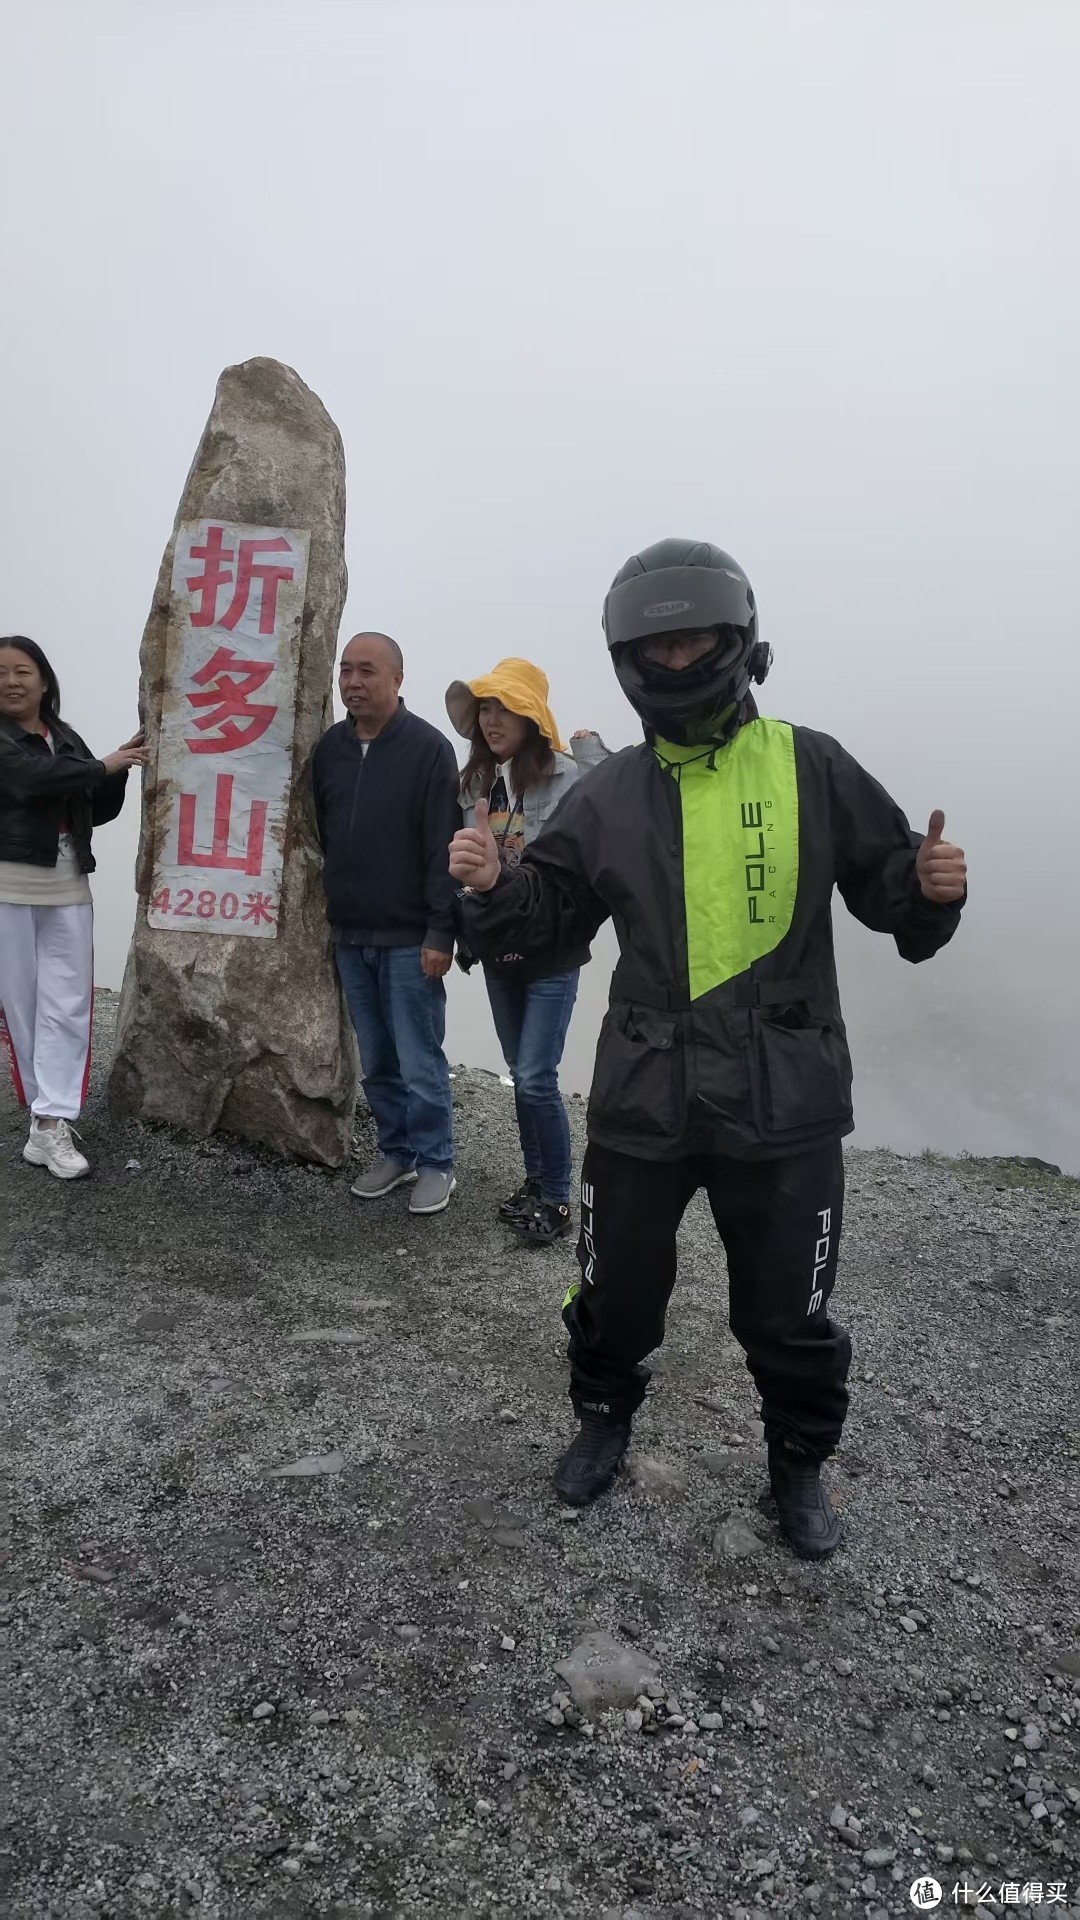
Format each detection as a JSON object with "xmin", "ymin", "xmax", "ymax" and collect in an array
[
  {"xmin": 655, "ymin": 720, "xmax": 799, "ymax": 1001},
  {"xmin": 561, "ymin": 1281, "xmax": 580, "ymax": 1313}
]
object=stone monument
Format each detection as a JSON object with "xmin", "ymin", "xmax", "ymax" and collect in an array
[{"xmin": 108, "ymin": 357, "xmax": 357, "ymax": 1165}]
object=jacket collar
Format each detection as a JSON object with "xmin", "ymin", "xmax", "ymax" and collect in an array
[
  {"xmin": 644, "ymin": 694, "xmax": 760, "ymax": 758},
  {"xmin": 346, "ymin": 699, "xmax": 407, "ymax": 747},
  {"xmin": 0, "ymin": 711, "xmax": 63, "ymax": 746},
  {"xmin": 547, "ymin": 749, "xmax": 576, "ymax": 779}
]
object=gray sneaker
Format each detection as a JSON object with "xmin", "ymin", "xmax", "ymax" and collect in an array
[
  {"xmin": 409, "ymin": 1169, "xmax": 457, "ymax": 1215},
  {"xmin": 350, "ymin": 1155, "xmax": 418, "ymax": 1200}
]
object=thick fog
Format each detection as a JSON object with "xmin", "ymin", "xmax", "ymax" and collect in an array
[{"xmin": 3, "ymin": 1, "xmax": 1078, "ymax": 1169}]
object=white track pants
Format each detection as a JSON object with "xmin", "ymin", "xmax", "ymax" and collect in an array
[{"xmin": 0, "ymin": 904, "xmax": 94, "ymax": 1120}]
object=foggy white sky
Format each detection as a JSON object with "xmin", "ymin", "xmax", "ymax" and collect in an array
[{"xmin": 3, "ymin": 1, "xmax": 1079, "ymax": 1168}]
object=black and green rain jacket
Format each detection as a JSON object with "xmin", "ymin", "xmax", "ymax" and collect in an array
[{"xmin": 461, "ymin": 715, "xmax": 964, "ymax": 1162}]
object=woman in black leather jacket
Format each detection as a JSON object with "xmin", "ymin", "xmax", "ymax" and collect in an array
[{"xmin": 0, "ymin": 635, "xmax": 146, "ymax": 1179}]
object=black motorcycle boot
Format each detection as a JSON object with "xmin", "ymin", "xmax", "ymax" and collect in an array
[
  {"xmin": 768, "ymin": 1440, "xmax": 843, "ymax": 1560},
  {"xmin": 553, "ymin": 1412, "xmax": 632, "ymax": 1507}
]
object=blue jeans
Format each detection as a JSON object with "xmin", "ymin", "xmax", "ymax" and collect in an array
[
  {"xmin": 335, "ymin": 945, "xmax": 454, "ymax": 1173},
  {"xmin": 484, "ymin": 968, "xmax": 579, "ymax": 1204}
]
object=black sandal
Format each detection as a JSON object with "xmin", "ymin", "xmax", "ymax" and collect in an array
[
  {"xmin": 508, "ymin": 1200, "xmax": 574, "ymax": 1245},
  {"xmin": 499, "ymin": 1176, "xmax": 541, "ymax": 1223}
]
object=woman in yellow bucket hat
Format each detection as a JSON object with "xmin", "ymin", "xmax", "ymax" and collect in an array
[{"xmin": 445, "ymin": 658, "xmax": 607, "ymax": 1243}]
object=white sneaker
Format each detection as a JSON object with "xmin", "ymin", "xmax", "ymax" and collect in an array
[{"xmin": 23, "ymin": 1118, "xmax": 90, "ymax": 1181}]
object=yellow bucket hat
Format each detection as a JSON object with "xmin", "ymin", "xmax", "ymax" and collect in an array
[{"xmin": 445, "ymin": 657, "xmax": 567, "ymax": 753}]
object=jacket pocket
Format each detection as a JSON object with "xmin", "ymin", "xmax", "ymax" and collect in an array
[
  {"xmin": 589, "ymin": 1005, "xmax": 680, "ymax": 1138},
  {"xmin": 753, "ymin": 1011, "xmax": 852, "ymax": 1137},
  {"xmin": 691, "ymin": 1011, "xmax": 751, "ymax": 1124}
]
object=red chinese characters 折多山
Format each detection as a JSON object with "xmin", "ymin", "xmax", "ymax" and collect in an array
[
  {"xmin": 185, "ymin": 525, "xmax": 296, "ymax": 635},
  {"xmin": 151, "ymin": 519, "xmax": 309, "ymax": 937},
  {"xmin": 177, "ymin": 774, "xmax": 268, "ymax": 877},
  {"xmin": 184, "ymin": 646, "xmax": 278, "ymax": 754}
]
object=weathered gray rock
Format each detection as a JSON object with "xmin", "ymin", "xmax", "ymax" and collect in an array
[
  {"xmin": 108, "ymin": 358, "xmax": 356, "ymax": 1165},
  {"xmin": 626, "ymin": 1453, "xmax": 689, "ymax": 1499},
  {"xmin": 287, "ymin": 1326, "xmax": 374, "ymax": 1346},
  {"xmin": 712, "ymin": 1512, "xmax": 765, "ymax": 1559},
  {"xmin": 134, "ymin": 1310, "xmax": 178, "ymax": 1333},
  {"xmin": 264, "ymin": 1451, "xmax": 345, "ymax": 1479},
  {"xmin": 554, "ymin": 1631, "xmax": 661, "ymax": 1714}
]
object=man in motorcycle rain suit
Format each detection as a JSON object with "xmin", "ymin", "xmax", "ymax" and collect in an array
[{"xmin": 450, "ymin": 539, "xmax": 967, "ymax": 1557}]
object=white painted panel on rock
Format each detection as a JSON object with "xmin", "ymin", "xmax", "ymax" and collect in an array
[{"xmin": 148, "ymin": 520, "xmax": 311, "ymax": 938}]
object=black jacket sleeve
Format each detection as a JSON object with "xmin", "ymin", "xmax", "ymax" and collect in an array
[
  {"xmin": 827, "ymin": 739, "xmax": 965, "ymax": 962},
  {"xmin": 0, "ymin": 729, "xmax": 107, "ymax": 804},
  {"xmin": 421, "ymin": 738, "xmax": 464, "ymax": 953},
  {"xmin": 91, "ymin": 768, "xmax": 129, "ymax": 826},
  {"xmin": 461, "ymin": 777, "xmax": 609, "ymax": 964}
]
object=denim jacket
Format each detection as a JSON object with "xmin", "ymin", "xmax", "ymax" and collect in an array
[
  {"xmin": 456, "ymin": 733, "xmax": 609, "ymax": 977},
  {"xmin": 459, "ymin": 733, "xmax": 608, "ymax": 843}
]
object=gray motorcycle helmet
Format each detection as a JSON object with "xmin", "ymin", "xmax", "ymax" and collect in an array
[{"xmin": 603, "ymin": 538, "xmax": 771, "ymax": 745}]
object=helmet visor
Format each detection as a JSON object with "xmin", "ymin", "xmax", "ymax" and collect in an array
[
  {"xmin": 604, "ymin": 562, "xmax": 754, "ymax": 652},
  {"xmin": 635, "ymin": 628, "xmax": 745, "ymax": 674}
]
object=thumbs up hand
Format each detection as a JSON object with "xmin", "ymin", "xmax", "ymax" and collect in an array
[
  {"xmin": 450, "ymin": 796, "xmax": 502, "ymax": 892},
  {"xmin": 916, "ymin": 809, "xmax": 967, "ymax": 903}
]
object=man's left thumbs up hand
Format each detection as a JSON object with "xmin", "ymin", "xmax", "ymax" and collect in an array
[{"xmin": 915, "ymin": 809, "xmax": 967, "ymax": 903}]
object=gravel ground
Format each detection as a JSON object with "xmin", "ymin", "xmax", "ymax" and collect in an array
[{"xmin": 2, "ymin": 991, "xmax": 1079, "ymax": 1920}]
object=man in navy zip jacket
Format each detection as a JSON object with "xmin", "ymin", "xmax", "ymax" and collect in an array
[{"xmin": 313, "ymin": 632, "xmax": 462, "ymax": 1215}]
